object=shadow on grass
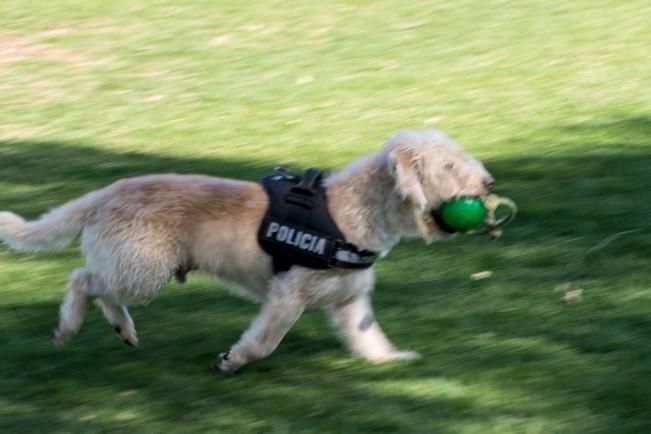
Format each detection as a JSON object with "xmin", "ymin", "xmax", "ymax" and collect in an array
[
  {"xmin": 0, "ymin": 290, "xmax": 493, "ymax": 434},
  {"xmin": 0, "ymin": 139, "xmax": 280, "ymax": 217},
  {"xmin": 1, "ymin": 118, "xmax": 651, "ymax": 433}
]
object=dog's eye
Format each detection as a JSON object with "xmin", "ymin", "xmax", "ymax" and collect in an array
[{"xmin": 444, "ymin": 162, "xmax": 455, "ymax": 170}]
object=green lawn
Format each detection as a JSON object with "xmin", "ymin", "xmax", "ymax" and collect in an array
[{"xmin": 1, "ymin": 1, "xmax": 651, "ymax": 433}]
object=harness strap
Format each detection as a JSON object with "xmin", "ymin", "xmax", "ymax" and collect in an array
[{"xmin": 332, "ymin": 242, "xmax": 378, "ymax": 268}]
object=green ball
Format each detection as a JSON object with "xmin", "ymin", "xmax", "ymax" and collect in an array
[{"xmin": 438, "ymin": 197, "xmax": 486, "ymax": 232}]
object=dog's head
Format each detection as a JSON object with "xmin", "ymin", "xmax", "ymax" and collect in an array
[{"xmin": 385, "ymin": 130, "xmax": 494, "ymax": 241}]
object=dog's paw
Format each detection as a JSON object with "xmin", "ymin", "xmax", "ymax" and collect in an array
[
  {"xmin": 367, "ymin": 350, "xmax": 422, "ymax": 364},
  {"xmin": 212, "ymin": 351, "xmax": 241, "ymax": 374},
  {"xmin": 52, "ymin": 327, "xmax": 73, "ymax": 348},
  {"xmin": 113, "ymin": 326, "xmax": 139, "ymax": 347},
  {"xmin": 389, "ymin": 350, "xmax": 421, "ymax": 361}
]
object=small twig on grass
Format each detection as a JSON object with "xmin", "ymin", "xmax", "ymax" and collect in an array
[
  {"xmin": 570, "ymin": 228, "xmax": 641, "ymax": 274},
  {"xmin": 557, "ymin": 229, "xmax": 641, "ymax": 303}
]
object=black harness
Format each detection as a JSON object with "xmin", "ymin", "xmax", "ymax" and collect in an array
[{"xmin": 257, "ymin": 167, "xmax": 378, "ymax": 274}]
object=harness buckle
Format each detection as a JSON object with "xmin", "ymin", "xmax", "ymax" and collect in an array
[
  {"xmin": 272, "ymin": 166, "xmax": 300, "ymax": 181},
  {"xmin": 332, "ymin": 240, "xmax": 378, "ymax": 268}
]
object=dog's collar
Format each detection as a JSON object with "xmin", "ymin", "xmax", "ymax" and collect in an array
[{"xmin": 257, "ymin": 167, "xmax": 378, "ymax": 274}]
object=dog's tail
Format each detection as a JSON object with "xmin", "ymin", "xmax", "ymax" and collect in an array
[{"xmin": 0, "ymin": 190, "xmax": 103, "ymax": 253}]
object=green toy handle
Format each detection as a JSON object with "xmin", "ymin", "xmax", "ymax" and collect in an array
[{"xmin": 467, "ymin": 194, "xmax": 517, "ymax": 239}]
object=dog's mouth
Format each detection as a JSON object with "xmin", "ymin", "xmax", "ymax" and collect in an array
[{"xmin": 430, "ymin": 208, "xmax": 457, "ymax": 234}]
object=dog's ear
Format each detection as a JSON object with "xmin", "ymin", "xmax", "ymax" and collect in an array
[{"xmin": 388, "ymin": 148, "xmax": 427, "ymax": 210}]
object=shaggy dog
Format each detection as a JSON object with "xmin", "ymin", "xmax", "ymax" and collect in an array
[{"xmin": 0, "ymin": 129, "xmax": 494, "ymax": 372}]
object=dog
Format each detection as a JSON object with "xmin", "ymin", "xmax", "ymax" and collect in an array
[{"xmin": 0, "ymin": 129, "xmax": 494, "ymax": 372}]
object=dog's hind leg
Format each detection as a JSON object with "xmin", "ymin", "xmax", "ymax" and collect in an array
[
  {"xmin": 96, "ymin": 299, "xmax": 138, "ymax": 346},
  {"xmin": 53, "ymin": 268, "xmax": 105, "ymax": 347}
]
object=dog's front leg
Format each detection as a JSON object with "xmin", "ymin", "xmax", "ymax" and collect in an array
[
  {"xmin": 326, "ymin": 294, "xmax": 420, "ymax": 363},
  {"xmin": 215, "ymin": 286, "xmax": 305, "ymax": 373}
]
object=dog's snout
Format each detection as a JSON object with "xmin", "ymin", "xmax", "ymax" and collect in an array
[{"xmin": 483, "ymin": 177, "xmax": 495, "ymax": 191}]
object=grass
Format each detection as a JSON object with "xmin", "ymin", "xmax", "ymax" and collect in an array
[{"xmin": 1, "ymin": 0, "xmax": 651, "ymax": 432}]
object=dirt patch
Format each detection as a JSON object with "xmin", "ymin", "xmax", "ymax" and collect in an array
[{"xmin": 0, "ymin": 32, "xmax": 106, "ymax": 70}]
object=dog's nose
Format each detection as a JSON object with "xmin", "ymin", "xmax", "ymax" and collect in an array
[{"xmin": 483, "ymin": 177, "xmax": 495, "ymax": 191}]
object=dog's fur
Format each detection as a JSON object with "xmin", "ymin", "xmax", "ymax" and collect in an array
[{"xmin": 0, "ymin": 129, "xmax": 493, "ymax": 372}]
